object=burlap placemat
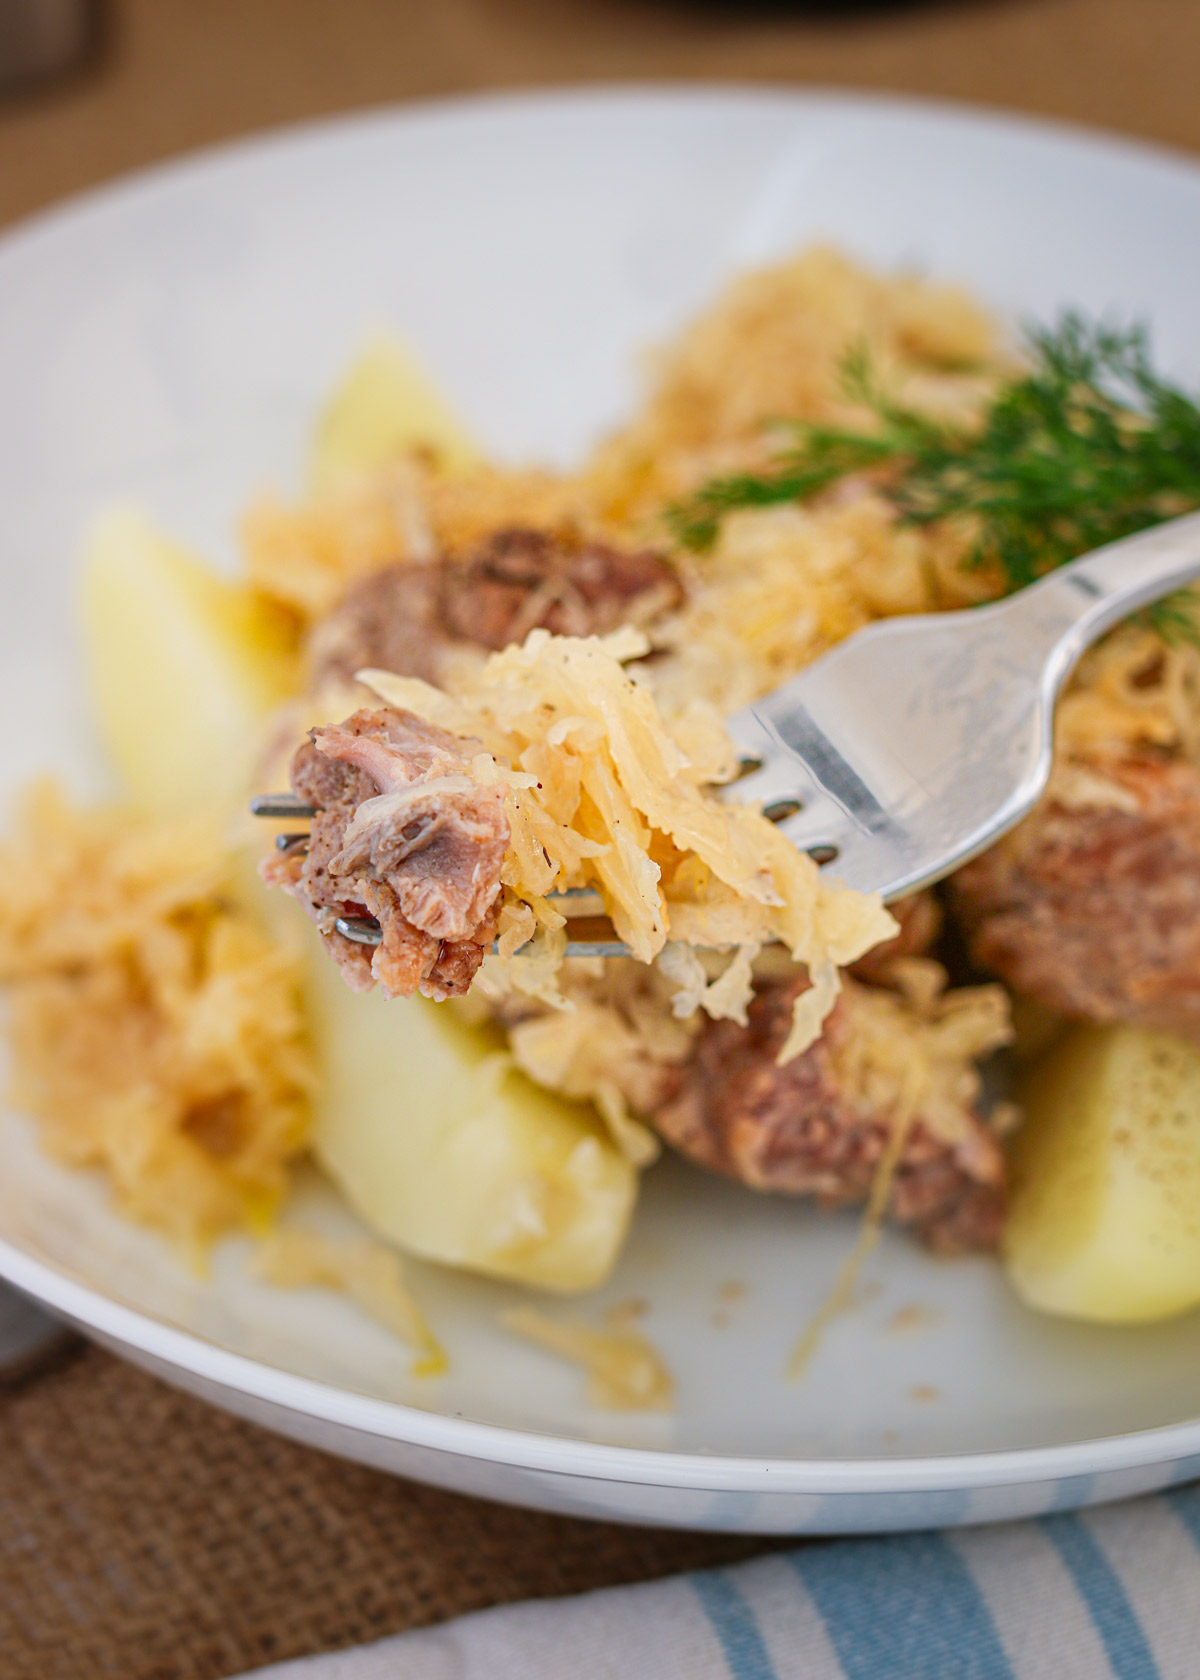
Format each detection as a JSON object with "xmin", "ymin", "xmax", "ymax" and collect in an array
[
  {"xmin": 2, "ymin": 0, "xmax": 1200, "ymax": 228},
  {"xmin": 0, "ymin": 1343, "xmax": 768, "ymax": 1680}
]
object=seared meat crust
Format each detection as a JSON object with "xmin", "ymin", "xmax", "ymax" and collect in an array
[
  {"xmin": 308, "ymin": 526, "xmax": 683, "ymax": 688},
  {"xmin": 654, "ymin": 973, "xmax": 1006, "ymax": 1253},
  {"xmin": 949, "ymin": 752, "xmax": 1200, "ymax": 1039}
]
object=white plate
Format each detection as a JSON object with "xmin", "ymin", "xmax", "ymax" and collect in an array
[{"xmin": 2, "ymin": 87, "xmax": 1199, "ymax": 1535}]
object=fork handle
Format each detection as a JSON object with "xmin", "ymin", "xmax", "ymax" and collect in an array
[{"xmin": 1017, "ymin": 509, "xmax": 1200, "ymax": 677}]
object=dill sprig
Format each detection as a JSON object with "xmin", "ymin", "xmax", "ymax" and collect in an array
[{"xmin": 667, "ymin": 315, "xmax": 1200, "ymax": 639}]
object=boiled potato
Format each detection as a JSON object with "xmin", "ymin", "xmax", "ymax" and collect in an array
[
  {"xmin": 79, "ymin": 507, "xmax": 295, "ymax": 817},
  {"xmin": 311, "ymin": 335, "xmax": 480, "ymax": 491},
  {"xmin": 1005, "ymin": 1023, "xmax": 1200, "ymax": 1323},
  {"xmin": 81, "ymin": 497, "xmax": 634, "ymax": 1294},
  {"xmin": 306, "ymin": 939, "xmax": 638, "ymax": 1292}
]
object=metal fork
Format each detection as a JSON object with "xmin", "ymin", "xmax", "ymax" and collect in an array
[{"xmin": 254, "ymin": 510, "xmax": 1200, "ymax": 958}]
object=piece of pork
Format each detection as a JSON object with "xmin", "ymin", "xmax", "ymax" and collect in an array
[
  {"xmin": 307, "ymin": 525, "xmax": 683, "ymax": 689},
  {"xmin": 654, "ymin": 972, "xmax": 1007, "ymax": 1254},
  {"xmin": 261, "ymin": 707, "xmax": 508, "ymax": 1001},
  {"xmin": 307, "ymin": 564, "xmax": 447, "ymax": 688},
  {"xmin": 949, "ymin": 751, "xmax": 1200, "ymax": 1039}
]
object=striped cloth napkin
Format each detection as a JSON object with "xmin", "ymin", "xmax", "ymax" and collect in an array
[{"xmin": 241, "ymin": 1485, "xmax": 1200, "ymax": 1680}]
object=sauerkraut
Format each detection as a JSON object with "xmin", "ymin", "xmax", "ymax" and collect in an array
[
  {"xmin": 0, "ymin": 782, "xmax": 314, "ymax": 1251},
  {"xmin": 257, "ymin": 1227, "xmax": 446, "ymax": 1375},
  {"xmin": 502, "ymin": 1302, "xmax": 674, "ymax": 1410},
  {"xmin": 356, "ymin": 628, "xmax": 895, "ymax": 1055}
]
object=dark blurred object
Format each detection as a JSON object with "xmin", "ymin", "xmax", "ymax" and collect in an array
[
  {"xmin": 0, "ymin": 0, "xmax": 94, "ymax": 93},
  {"xmin": 674, "ymin": 0, "xmax": 940, "ymax": 14}
]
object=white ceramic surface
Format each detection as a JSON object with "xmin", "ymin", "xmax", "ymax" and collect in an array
[{"xmin": 2, "ymin": 87, "xmax": 1200, "ymax": 1534}]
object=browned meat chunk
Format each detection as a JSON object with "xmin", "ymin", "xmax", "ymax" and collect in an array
[
  {"xmin": 261, "ymin": 708, "xmax": 508, "ymax": 1001},
  {"xmin": 949, "ymin": 752, "xmax": 1200, "ymax": 1039},
  {"xmin": 654, "ymin": 973, "xmax": 1006, "ymax": 1253},
  {"xmin": 439, "ymin": 526, "xmax": 683, "ymax": 648},
  {"xmin": 308, "ymin": 564, "xmax": 447, "ymax": 687},
  {"xmin": 307, "ymin": 526, "xmax": 683, "ymax": 688}
]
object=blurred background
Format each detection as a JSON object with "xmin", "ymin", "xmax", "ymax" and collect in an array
[{"xmin": 0, "ymin": 0, "xmax": 1198, "ymax": 229}]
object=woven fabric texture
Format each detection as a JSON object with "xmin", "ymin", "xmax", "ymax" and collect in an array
[{"xmin": 0, "ymin": 1344, "xmax": 767, "ymax": 1680}]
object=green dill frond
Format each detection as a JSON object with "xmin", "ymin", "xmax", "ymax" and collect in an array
[
  {"xmin": 666, "ymin": 314, "xmax": 1200, "ymax": 644},
  {"xmin": 665, "ymin": 435, "xmax": 890, "ymax": 552}
]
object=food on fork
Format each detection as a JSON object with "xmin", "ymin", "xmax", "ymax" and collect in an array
[
  {"xmin": 264, "ymin": 624, "xmax": 895, "ymax": 1048},
  {"xmin": 5, "ymin": 246, "xmax": 1200, "ymax": 1374},
  {"xmin": 262, "ymin": 708, "xmax": 510, "ymax": 1001}
]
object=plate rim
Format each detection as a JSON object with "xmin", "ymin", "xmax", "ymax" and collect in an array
[
  {"xmin": 4, "ymin": 79, "xmax": 1200, "ymax": 262},
  {"xmin": 5, "ymin": 1232, "xmax": 1200, "ymax": 1491},
  {"xmin": 4, "ymin": 81, "xmax": 1200, "ymax": 1495}
]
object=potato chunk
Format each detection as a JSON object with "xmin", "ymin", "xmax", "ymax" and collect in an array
[
  {"xmin": 79, "ymin": 507, "xmax": 295, "ymax": 816},
  {"xmin": 310, "ymin": 335, "xmax": 480, "ymax": 490},
  {"xmin": 307, "ymin": 939, "xmax": 638, "ymax": 1293},
  {"xmin": 1005, "ymin": 1023, "xmax": 1200, "ymax": 1323}
]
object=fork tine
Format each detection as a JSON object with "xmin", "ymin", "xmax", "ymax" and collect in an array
[
  {"xmin": 721, "ymin": 759, "xmax": 840, "ymax": 818},
  {"xmin": 251, "ymin": 793, "xmax": 317, "ymax": 820},
  {"xmin": 720, "ymin": 708, "xmax": 778, "ymax": 766},
  {"xmin": 731, "ymin": 756, "xmax": 882, "ymax": 871},
  {"xmin": 332, "ymin": 914, "xmax": 630, "ymax": 958},
  {"xmin": 769, "ymin": 807, "xmax": 855, "ymax": 861},
  {"xmin": 333, "ymin": 916, "xmax": 382, "ymax": 945},
  {"xmin": 547, "ymin": 887, "xmax": 606, "ymax": 916},
  {"xmin": 719, "ymin": 756, "xmax": 852, "ymax": 856}
]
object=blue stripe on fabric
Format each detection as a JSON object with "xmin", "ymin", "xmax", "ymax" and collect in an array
[
  {"xmin": 1045, "ymin": 1472, "xmax": 1097, "ymax": 1513},
  {"xmin": 1040, "ymin": 1513, "xmax": 1161, "ymax": 1680},
  {"xmin": 788, "ymin": 1533, "xmax": 1015, "ymax": 1680},
  {"xmin": 1166, "ymin": 1486, "xmax": 1200, "ymax": 1549},
  {"xmin": 1168, "ymin": 1457, "xmax": 1200, "ymax": 1488},
  {"xmin": 689, "ymin": 1568, "xmax": 779, "ymax": 1680}
]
